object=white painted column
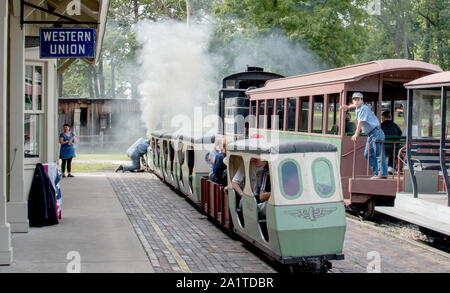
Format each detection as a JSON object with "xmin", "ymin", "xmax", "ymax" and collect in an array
[
  {"xmin": 0, "ymin": 0, "xmax": 13, "ymax": 265},
  {"xmin": 7, "ymin": 13, "xmax": 28, "ymax": 233}
]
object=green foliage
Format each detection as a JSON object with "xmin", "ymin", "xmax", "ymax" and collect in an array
[
  {"xmin": 358, "ymin": 0, "xmax": 450, "ymax": 71},
  {"xmin": 62, "ymin": 60, "xmax": 91, "ymax": 97},
  {"xmin": 62, "ymin": 0, "xmax": 449, "ymax": 100},
  {"xmin": 213, "ymin": 0, "xmax": 369, "ymax": 68}
]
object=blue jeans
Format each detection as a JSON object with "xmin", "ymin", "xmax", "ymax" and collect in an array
[
  {"xmin": 123, "ymin": 153, "xmax": 141, "ymax": 171},
  {"xmin": 364, "ymin": 127, "xmax": 388, "ymax": 177}
]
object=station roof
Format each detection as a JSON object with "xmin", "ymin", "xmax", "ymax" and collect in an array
[
  {"xmin": 247, "ymin": 59, "xmax": 442, "ymax": 95},
  {"xmin": 21, "ymin": 0, "xmax": 110, "ymax": 71},
  {"xmin": 227, "ymin": 139, "xmax": 337, "ymax": 154},
  {"xmin": 404, "ymin": 71, "xmax": 450, "ymax": 89}
]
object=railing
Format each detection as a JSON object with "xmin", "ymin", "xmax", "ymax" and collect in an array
[{"xmin": 349, "ymin": 137, "xmax": 406, "ymax": 181}]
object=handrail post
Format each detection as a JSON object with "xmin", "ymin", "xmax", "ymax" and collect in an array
[
  {"xmin": 352, "ymin": 141, "xmax": 356, "ymax": 179},
  {"xmin": 439, "ymin": 86, "xmax": 450, "ymax": 207},
  {"xmin": 406, "ymin": 89, "xmax": 418, "ymax": 198}
]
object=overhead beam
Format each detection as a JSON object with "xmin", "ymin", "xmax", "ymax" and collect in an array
[
  {"xmin": 57, "ymin": 58, "xmax": 76, "ymax": 74},
  {"xmin": 24, "ymin": 0, "xmax": 46, "ymax": 19}
]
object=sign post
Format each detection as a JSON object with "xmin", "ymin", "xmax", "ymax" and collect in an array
[{"xmin": 40, "ymin": 27, "xmax": 95, "ymax": 59}]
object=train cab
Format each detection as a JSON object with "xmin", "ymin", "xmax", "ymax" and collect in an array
[
  {"xmin": 226, "ymin": 138, "xmax": 345, "ymax": 266},
  {"xmin": 219, "ymin": 66, "xmax": 283, "ymax": 140}
]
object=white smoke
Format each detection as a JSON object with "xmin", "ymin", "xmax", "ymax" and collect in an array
[
  {"xmin": 136, "ymin": 20, "xmax": 216, "ymax": 135},
  {"xmin": 135, "ymin": 20, "xmax": 325, "ymax": 136},
  {"xmin": 227, "ymin": 31, "xmax": 326, "ymax": 76}
]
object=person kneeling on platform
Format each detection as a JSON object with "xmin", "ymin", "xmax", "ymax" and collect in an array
[{"xmin": 116, "ymin": 137, "xmax": 150, "ymax": 173}]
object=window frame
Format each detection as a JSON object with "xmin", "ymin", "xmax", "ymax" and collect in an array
[
  {"xmin": 311, "ymin": 157, "xmax": 336, "ymax": 198},
  {"xmin": 278, "ymin": 159, "xmax": 303, "ymax": 200},
  {"xmin": 24, "ymin": 62, "xmax": 45, "ymax": 161}
]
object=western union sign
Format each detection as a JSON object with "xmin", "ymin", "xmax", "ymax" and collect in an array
[{"xmin": 40, "ymin": 28, "xmax": 95, "ymax": 58}]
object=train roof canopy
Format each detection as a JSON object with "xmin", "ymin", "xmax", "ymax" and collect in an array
[
  {"xmin": 179, "ymin": 133, "xmax": 215, "ymax": 144},
  {"xmin": 150, "ymin": 129, "xmax": 174, "ymax": 138},
  {"xmin": 247, "ymin": 59, "xmax": 442, "ymax": 96},
  {"xmin": 404, "ymin": 71, "xmax": 450, "ymax": 89},
  {"xmin": 227, "ymin": 139, "xmax": 337, "ymax": 154}
]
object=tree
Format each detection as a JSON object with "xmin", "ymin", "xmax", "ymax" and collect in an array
[
  {"xmin": 212, "ymin": 0, "xmax": 369, "ymax": 68},
  {"xmin": 414, "ymin": 0, "xmax": 450, "ymax": 70},
  {"xmin": 358, "ymin": 0, "xmax": 449, "ymax": 71}
]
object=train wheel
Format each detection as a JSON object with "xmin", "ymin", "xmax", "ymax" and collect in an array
[{"xmin": 362, "ymin": 199, "xmax": 375, "ymax": 220}]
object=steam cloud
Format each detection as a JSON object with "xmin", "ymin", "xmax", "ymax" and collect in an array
[
  {"xmin": 136, "ymin": 20, "xmax": 216, "ymax": 135},
  {"xmin": 136, "ymin": 20, "xmax": 325, "ymax": 136}
]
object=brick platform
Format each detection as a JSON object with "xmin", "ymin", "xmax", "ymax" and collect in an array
[
  {"xmin": 109, "ymin": 172, "xmax": 450, "ymax": 273},
  {"xmin": 108, "ymin": 173, "xmax": 275, "ymax": 273},
  {"xmin": 331, "ymin": 219, "xmax": 450, "ymax": 273}
]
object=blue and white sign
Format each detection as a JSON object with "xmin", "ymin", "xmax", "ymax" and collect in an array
[{"xmin": 40, "ymin": 28, "xmax": 96, "ymax": 59}]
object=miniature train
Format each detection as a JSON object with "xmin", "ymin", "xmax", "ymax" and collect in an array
[
  {"xmin": 147, "ymin": 131, "xmax": 346, "ymax": 273},
  {"xmin": 143, "ymin": 61, "xmax": 449, "ymax": 271},
  {"xmin": 144, "ymin": 67, "xmax": 348, "ymax": 272}
]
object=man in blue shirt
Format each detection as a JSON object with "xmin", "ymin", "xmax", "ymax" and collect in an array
[
  {"xmin": 342, "ymin": 92, "xmax": 388, "ymax": 179},
  {"xmin": 116, "ymin": 137, "xmax": 150, "ymax": 172}
]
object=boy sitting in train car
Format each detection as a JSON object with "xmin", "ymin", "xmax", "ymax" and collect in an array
[
  {"xmin": 232, "ymin": 158, "xmax": 269, "ymax": 213},
  {"xmin": 257, "ymin": 169, "xmax": 271, "ymax": 219}
]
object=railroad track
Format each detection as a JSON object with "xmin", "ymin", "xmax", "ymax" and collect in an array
[{"xmin": 345, "ymin": 211, "xmax": 450, "ymax": 255}]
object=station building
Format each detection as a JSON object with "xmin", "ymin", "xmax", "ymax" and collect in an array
[{"xmin": 0, "ymin": 0, "xmax": 109, "ymax": 265}]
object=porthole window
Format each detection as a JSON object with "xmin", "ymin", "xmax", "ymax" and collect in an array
[
  {"xmin": 278, "ymin": 159, "xmax": 302, "ymax": 199},
  {"xmin": 312, "ymin": 158, "xmax": 335, "ymax": 198}
]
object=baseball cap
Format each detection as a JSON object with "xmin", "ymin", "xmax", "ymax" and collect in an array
[{"xmin": 352, "ymin": 92, "xmax": 364, "ymax": 99}]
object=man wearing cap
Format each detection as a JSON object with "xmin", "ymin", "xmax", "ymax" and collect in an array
[
  {"xmin": 116, "ymin": 137, "xmax": 150, "ymax": 172},
  {"xmin": 342, "ymin": 92, "xmax": 388, "ymax": 179}
]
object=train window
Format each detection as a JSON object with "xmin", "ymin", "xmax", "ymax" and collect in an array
[
  {"xmin": 258, "ymin": 100, "xmax": 265, "ymax": 128},
  {"xmin": 187, "ymin": 148, "xmax": 195, "ymax": 193},
  {"xmin": 226, "ymin": 79, "xmax": 236, "ymax": 89},
  {"xmin": 178, "ymin": 142, "xmax": 185, "ymax": 186},
  {"xmin": 250, "ymin": 100, "xmax": 257, "ymax": 128},
  {"xmin": 249, "ymin": 158, "xmax": 269, "ymax": 196},
  {"xmin": 393, "ymin": 101, "xmax": 406, "ymax": 132},
  {"xmin": 156, "ymin": 139, "xmax": 161, "ymax": 167},
  {"xmin": 299, "ymin": 98, "xmax": 309, "ymax": 132},
  {"xmin": 267, "ymin": 100, "xmax": 274, "ymax": 130},
  {"xmin": 287, "ymin": 98, "xmax": 297, "ymax": 131},
  {"xmin": 276, "ymin": 99, "xmax": 285, "ymax": 131},
  {"xmin": 313, "ymin": 96, "xmax": 324, "ymax": 133},
  {"xmin": 328, "ymin": 94, "xmax": 340, "ymax": 134},
  {"xmin": 163, "ymin": 141, "xmax": 168, "ymax": 175},
  {"xmin": 279, "ymin": 159, "xmax": 302, "ymax": 199},
  {"xmin": 151, "ymin": 138, "xmax": 156, "ymax": 162},
  {"xmin": 169, "ymin": 142, "xmax": 175, "ymax": 179},
  {"xmin": 229, "ymin": 155, "xmax": 245, "ymax": 228},
  {"xmin": 412, "ymin": 90, "xmax": 444, "ymax": 138},
  {"xmin": 312, "ymin": 158, "xmax": 335, "ymax": 198}
]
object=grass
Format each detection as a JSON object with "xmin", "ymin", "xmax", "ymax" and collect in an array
[
  {"xmin": 70, "ymin": 162, "xmax": 118, "ymax": 173},
  {"xmin": 60, "ymin": 153, "xmax": 127, "ymax": 173},
  {"xmin": 74, "ymin": 153, "xmax": 129, "ymax": 161}
]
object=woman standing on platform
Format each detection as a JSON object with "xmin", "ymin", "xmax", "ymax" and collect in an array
[{"xmin": 59, "ymin": 124, "xmax": 77, "ymax": 178}]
